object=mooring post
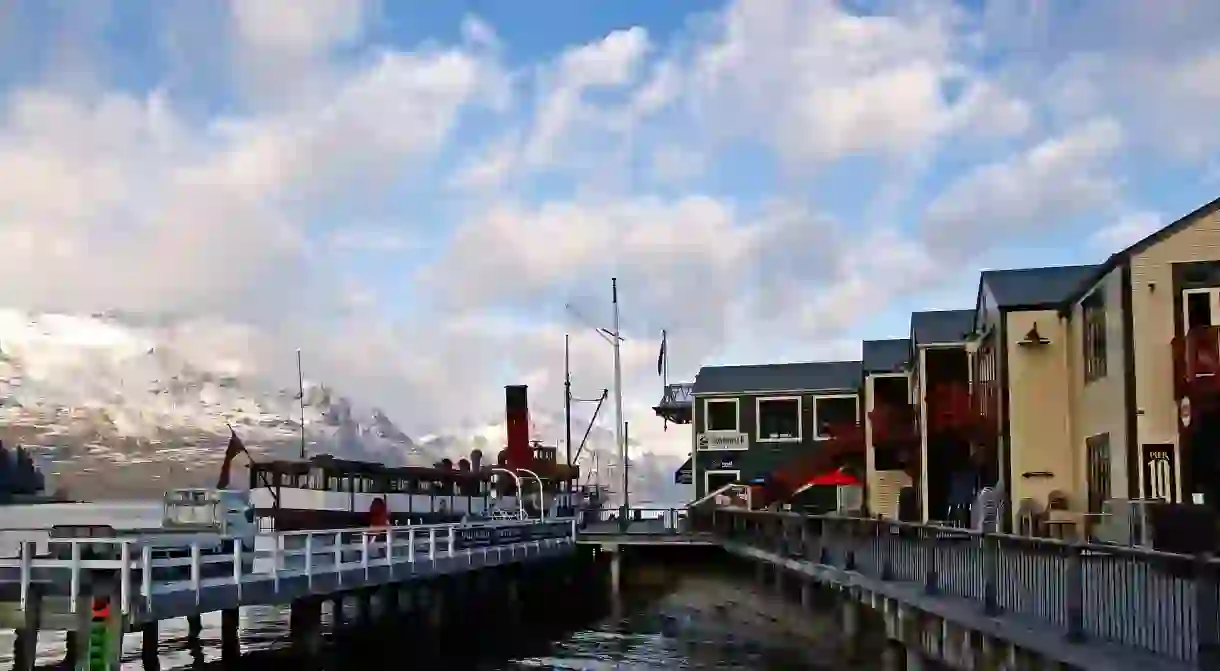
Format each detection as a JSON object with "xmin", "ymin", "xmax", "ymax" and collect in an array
[
  {"xmin": 220, "ymin": 608, "xmax": 240, "ymax": 660},
  {"xmin": 186, "ymin": 613, "xmax": 203, "ymax": 641},
  {"xmin": 141, "ymin": 620, "xmax": 160, "ymax": 671},
  {"xmin": 289, "ymin": 597, "xmax": 323, "ymax": 658},
  {"xmin": 329, "ymin": 595, "xmax": 345, "ymax": 629},
  {"xmin": 11, "ymin": 582, "xmax": 42, "ymax": 671}
]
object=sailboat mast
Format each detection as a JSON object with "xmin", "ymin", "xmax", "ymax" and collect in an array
[{"xmin": 297, "ymin": 348, "xmax": 306, "ymax": 460}]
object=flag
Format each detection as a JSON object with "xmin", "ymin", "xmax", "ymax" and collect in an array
[
  {"xmin": 215, "ymin": 428, "xmax": 247, "ymax": 489},
  {"xmin": 657, "ymin": 330, "xmax": 667, "ymax": 377}
]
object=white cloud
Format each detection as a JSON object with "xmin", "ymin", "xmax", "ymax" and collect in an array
[{"xmin": 0, "ymin": 0, "xmax": 1215, "ymax": 466}]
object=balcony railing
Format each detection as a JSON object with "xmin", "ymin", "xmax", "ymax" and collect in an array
[
  {"xmin": 925, "ymin": 381, "xmax": 996, "ymax": 443},
  {"xmin": 868, "ymin": 402, "xmax": 918, "ymax": 447},
  {"xmin": 1173, "ymin": 325, "xmax": 1220, "ymax": 396}
]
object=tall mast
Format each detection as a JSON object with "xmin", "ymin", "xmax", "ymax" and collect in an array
[
  {"xmin": 565, "ymin": 334, "xmax": 573, "ymax": 474},
  {"xmin": 296, "ymin": 348, "xmax": 306, "ymax": 460},
  {"xmin": 611, "ymin": 278, "xmax": 626, "ymax": 512}
]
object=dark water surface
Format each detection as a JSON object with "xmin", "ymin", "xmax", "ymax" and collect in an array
[{"xmin": 4, "ymin": 560, "xmax": 858, "ymax": 669}]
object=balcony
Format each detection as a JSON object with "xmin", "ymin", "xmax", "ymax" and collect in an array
[
  {"xmin": 869, "ymin": 402, "xmax": 918, "ymax": 448},
  {"xmin": 1173, "ymin": 326, "xmax": 1220, "ymax": 398},
  {"xmin": 926, "ymin": 382, "xmax": 996, "ymax": 444}
]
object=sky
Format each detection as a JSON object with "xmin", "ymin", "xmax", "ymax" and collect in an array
[{"xmin": 0, "ymin": 0, "xmax": 1218, "ymax": 459}]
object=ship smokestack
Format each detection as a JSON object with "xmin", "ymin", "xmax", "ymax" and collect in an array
[
  {"xmin": 505, "ymin": 385, "xmax": 531, "ymax": 470},
  {"xmin": 470, "ymin": 448, "xmax": 483, "ymax": 473}
]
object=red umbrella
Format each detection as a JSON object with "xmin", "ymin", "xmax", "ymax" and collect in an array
[{"xmin": 804, "ymin": 468, "xmax": 860, "ymax": 487}]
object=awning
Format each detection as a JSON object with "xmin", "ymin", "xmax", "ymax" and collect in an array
[
  {"xmin": 674, "ymin": 457, "xmax": 693, "ymax": 485},
  {"xmin": 804, "ymin": 468, "xmax": 861, "ymax": 487}
]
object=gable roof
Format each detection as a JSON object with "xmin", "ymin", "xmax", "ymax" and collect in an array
[
  {"xmin": 910, "ymin": 310, "xmax": 975, "ymax": 346},
  {"xmin": 1063, "ymin": 195, "xmax": 1220, "ymax": 306},
  {"xmin": 862, "ymin": 339, "xmax": 910, "ymax": 373},
  {"xmin": 980, "ymin": 264, "xmax": 1099, "ymax": 310},
  {"xmin": 691, "ymin": 360, "xmax": 862, "ymax": 395}
]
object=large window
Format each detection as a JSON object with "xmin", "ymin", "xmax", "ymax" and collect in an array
[
  {"xmin": 1086, "ymin": 433, "xmax": 1111, "ymax": 514},
  {"xmin": 704, "ymin": 470, "xmax": 739, "ymax": 495},
  {"xmin": 704, "ymin": 399, "xmax": 739, "ymax": 432},
  {"xmin": 813, "ymin": 395, "xmax": 858, "ymax": 440},
  {"xmin": 1082, "ymin": 290, "xmax": 1107, "ymax": 382},
  {"xmin": 756, "ymin": 397, "xmax": 801, "ymax": 441}
]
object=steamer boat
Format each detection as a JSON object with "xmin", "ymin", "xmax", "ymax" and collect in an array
[{"xmin": 242, "ymin": 384, "xmax": 581, "ymax": 531}]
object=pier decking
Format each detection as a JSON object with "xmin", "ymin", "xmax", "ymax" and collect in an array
[
  {"xmin": 0, "ymin": 518, "xmax": 577, "ymax": 669},
  {"xmin": 704, "ymin": 508, "xmax": 1219, "ymax": 671}
]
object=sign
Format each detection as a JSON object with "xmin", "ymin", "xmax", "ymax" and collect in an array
[
  {"xmin": 697, "ymin": 432, "xmax": 748, "ymax": 451},
  {"xmin": 674, "ymin": 457, "xmax": 693, "ymax": 485},
  {"xmin": 1142, "ymin": 444, "xmax": 1177, "ymax": 503},
  {"xmin": 712, "ymin": 454, "xmax": 739, "ymax": 470},
  {"xmin": 1180, "ymin": 397, "xmax": 1192, "ymax": 427}
]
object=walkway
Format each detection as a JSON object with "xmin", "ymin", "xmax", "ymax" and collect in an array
[
  {"xmin": 0, "ymin": 518, "xmax": 576, "ymax": 629},
  {"xmin": 707, "ymin": 508, "xmax": 1218, "ymax": 671},
  {"xmin": 577, "ymin": 507, "xmax": 716, "ymax": 546}
]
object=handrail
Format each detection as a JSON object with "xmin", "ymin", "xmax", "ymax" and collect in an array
[
  {"xmin": 704, "ymin": 508, "xmax": 1219, "ymax": 667},
  {"xmin": 0, "ymin": 517, "xmax": 578, "ymax": 618}
]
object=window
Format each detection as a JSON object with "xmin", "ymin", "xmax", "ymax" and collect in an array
[
  {"xmin": 704, "ymin": 470, "xmax": 739, "ymax": 495},
  {"xmin": 1082, "ymin": 291, "xmax": 1107, "ymax": 382},
  {"xmin": 1085, "ymin": 433, "xmax": 1111, "ymax": 514},
  {"xmin": 756, "ymin": 397, "xmax": 801, "ymax": 441},
  {"xmin": 704, "ymin": 399, "xmax": 739, "ymax": 432},
  {"xmin": 813, "ymin": 395, "xmax": 858, "ymax": 440}
]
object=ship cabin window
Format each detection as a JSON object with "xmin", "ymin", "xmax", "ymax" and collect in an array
[{"xmin": 308, "ymin": 467, "xmax": 326, "ymax": 490}]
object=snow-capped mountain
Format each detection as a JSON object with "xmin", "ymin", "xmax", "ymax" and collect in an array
[{"xmin": 0, "ymin": 309, "xmax": 691, "ymax": 503}]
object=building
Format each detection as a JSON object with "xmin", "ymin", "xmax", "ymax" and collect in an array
[
  {"xmin": 1060, "ymin": 196, "xmax": 1220, "ymax": 511},
  {"xmin": 658, "ymin": 195, "xmax": 1220, "ymax": 534},
  {"xmin": 862, "ymin": 338, "xmax": 917, "ymax": 518},
  {"xmin": 688, "ymin": 361, "xmax": 862, "ymax": 501},
  {"xmin": 908, "ymin": 309, "xmax": 982, "ymax": 523},
  {"xmin": 972, "ymin": 265, "xmax": 1099, "ymax": 523}
]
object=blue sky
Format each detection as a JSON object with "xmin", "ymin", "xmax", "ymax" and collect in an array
[{"xmin": 0, "ymin": 0, "xmax": 1218, "ymax": 456}]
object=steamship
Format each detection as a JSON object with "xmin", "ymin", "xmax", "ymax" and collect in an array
[{"xmin": 246, "ymin": 385, "xmax": 581, "ymax": 531}]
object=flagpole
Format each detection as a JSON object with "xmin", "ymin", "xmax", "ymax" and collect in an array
[{"xmin": 297, "ymin": 349, "xmax": 306, "ymax": 460}]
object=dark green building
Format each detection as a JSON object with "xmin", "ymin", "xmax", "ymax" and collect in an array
[{"xmin": 688, "ymin": 361, "xmax": 863, "ymax": 500}]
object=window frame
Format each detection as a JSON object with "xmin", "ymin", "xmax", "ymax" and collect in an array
[
  {"xmin": 703, "ymin": 469, "xmax": 740, "ymax": 496},
  {"xmin": 1085, "ymin": 433, "xmax": 1111, "ymax": 514},
  {"xmin": 811, "ymin": 394, "xmax": 859, "ymax": 441},
  {"xmin": 1082, "ymin": 290, "xmax": 1108, "ymax": 383},
  {"xmin": 702, "ymin": 398, "xmax": 740, "ymax": 433},
  {"xmin": 754, "ymin": 396, "xmax": 803, "ymax": 443}
]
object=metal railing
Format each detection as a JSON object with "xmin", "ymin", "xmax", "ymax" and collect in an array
[
  {"xmin": 579, "ymin": 506, "xmax": 690, "ymax": 534},
  {"xmin": 0, "ymin": 518, "xmax": 577, "ymax": 618},
  {"xmin": 705, "ymin": 510, "xmax": 1220, "ymax": 668}
]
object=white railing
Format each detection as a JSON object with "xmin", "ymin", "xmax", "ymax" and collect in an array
[{"xmin": 0, "ymin": 518, "xmax": 577, "ymax": 617}]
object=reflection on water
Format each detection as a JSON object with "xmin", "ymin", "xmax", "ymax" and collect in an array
[{"xmin": 1, "ymin": 564, "xmax": 852, "ymax": 669}]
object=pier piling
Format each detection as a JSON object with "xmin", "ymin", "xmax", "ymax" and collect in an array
[
  {"xmin": 141, "ymin": 621, "xmax": 160, "ymax": 671},
  {"xmin": 10, "ymin": 584, "xmax": 42, "ymax": 671},
  {"xmin": 221, "ymin": 608, "xmax": 240, "ymax": 660}
]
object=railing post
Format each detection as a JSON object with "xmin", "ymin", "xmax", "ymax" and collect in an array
[
  {"xmin": 18, "ymin": 541, "xmax": 31, "ymax": 614},
  {"xmin": 386, "ymin": 528, "xmax": 396, "ymax": 572},
  {"xmin": 1064, "ymin": 543, "xmax": 1084, "ymax": 642},
  {"xmin": 428, "ymin": 528, "xmax": 437, "ymax": 560},
  {"xmin": 448, "ymin": 526, "xmax": 456, "ymax": 556},
  {"xmin": 982, "ymin": 533, "xmax": 999, "ymax": 616},
  {"xmin": 190, "ymin": 540, "xmax": 201, "ymax": 605},
  {"xmin": 233, "ymin": 539, "xmax": 243, "ymax": 599},
  {"xmin": 1195, "ymin": 553, "xmax": 1220, "ymax": 668},
  {"xmin": 361, "ymin": 533, "xmax": 370, "ymax": 578},
  {"xmin": 70, "ymin": 543, "xmax": 82, "ymax": 612},
  {"xmin": 119, "ymin": 541, "xmax": 132, "ymax": 615},
  {"xmin": 408, "ymin": 528, "xmax": 416, "ymax": 562},
  {"xmin": 305, "ymin": 533, "xmax": 314, "ymax": 589},
  {"xmin": 922, "ymin": 527, "xmax": 937, "ymax": 595},
  {"xmin": 140, "ymin": 544, "xmax": 152, "ymax": 604},
  {"xmin": 334, "ymin": 533, "xmax": 343, "ymax": 584}
]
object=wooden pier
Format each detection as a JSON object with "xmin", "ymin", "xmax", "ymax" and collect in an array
[
  {"xmin": 703, "ymin": 508, "xmax": 1218, "ymax": 671},
  {"xmin": 0, "ymin": 518, "xmax": 577, "ymax": 670}
]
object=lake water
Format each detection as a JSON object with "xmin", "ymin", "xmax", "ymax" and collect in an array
[{"xmin": 0, "ymin": 562, "xmax": 858, "ymax": 669}]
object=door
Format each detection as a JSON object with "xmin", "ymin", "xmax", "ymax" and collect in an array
[
  {"xmin": 1141, "ymin": 444, "xmax": 1178, "ymax": 503},
  {"xmin": 1182, "ymin": 289, "xmax": 1220, "ymax": 376}
]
